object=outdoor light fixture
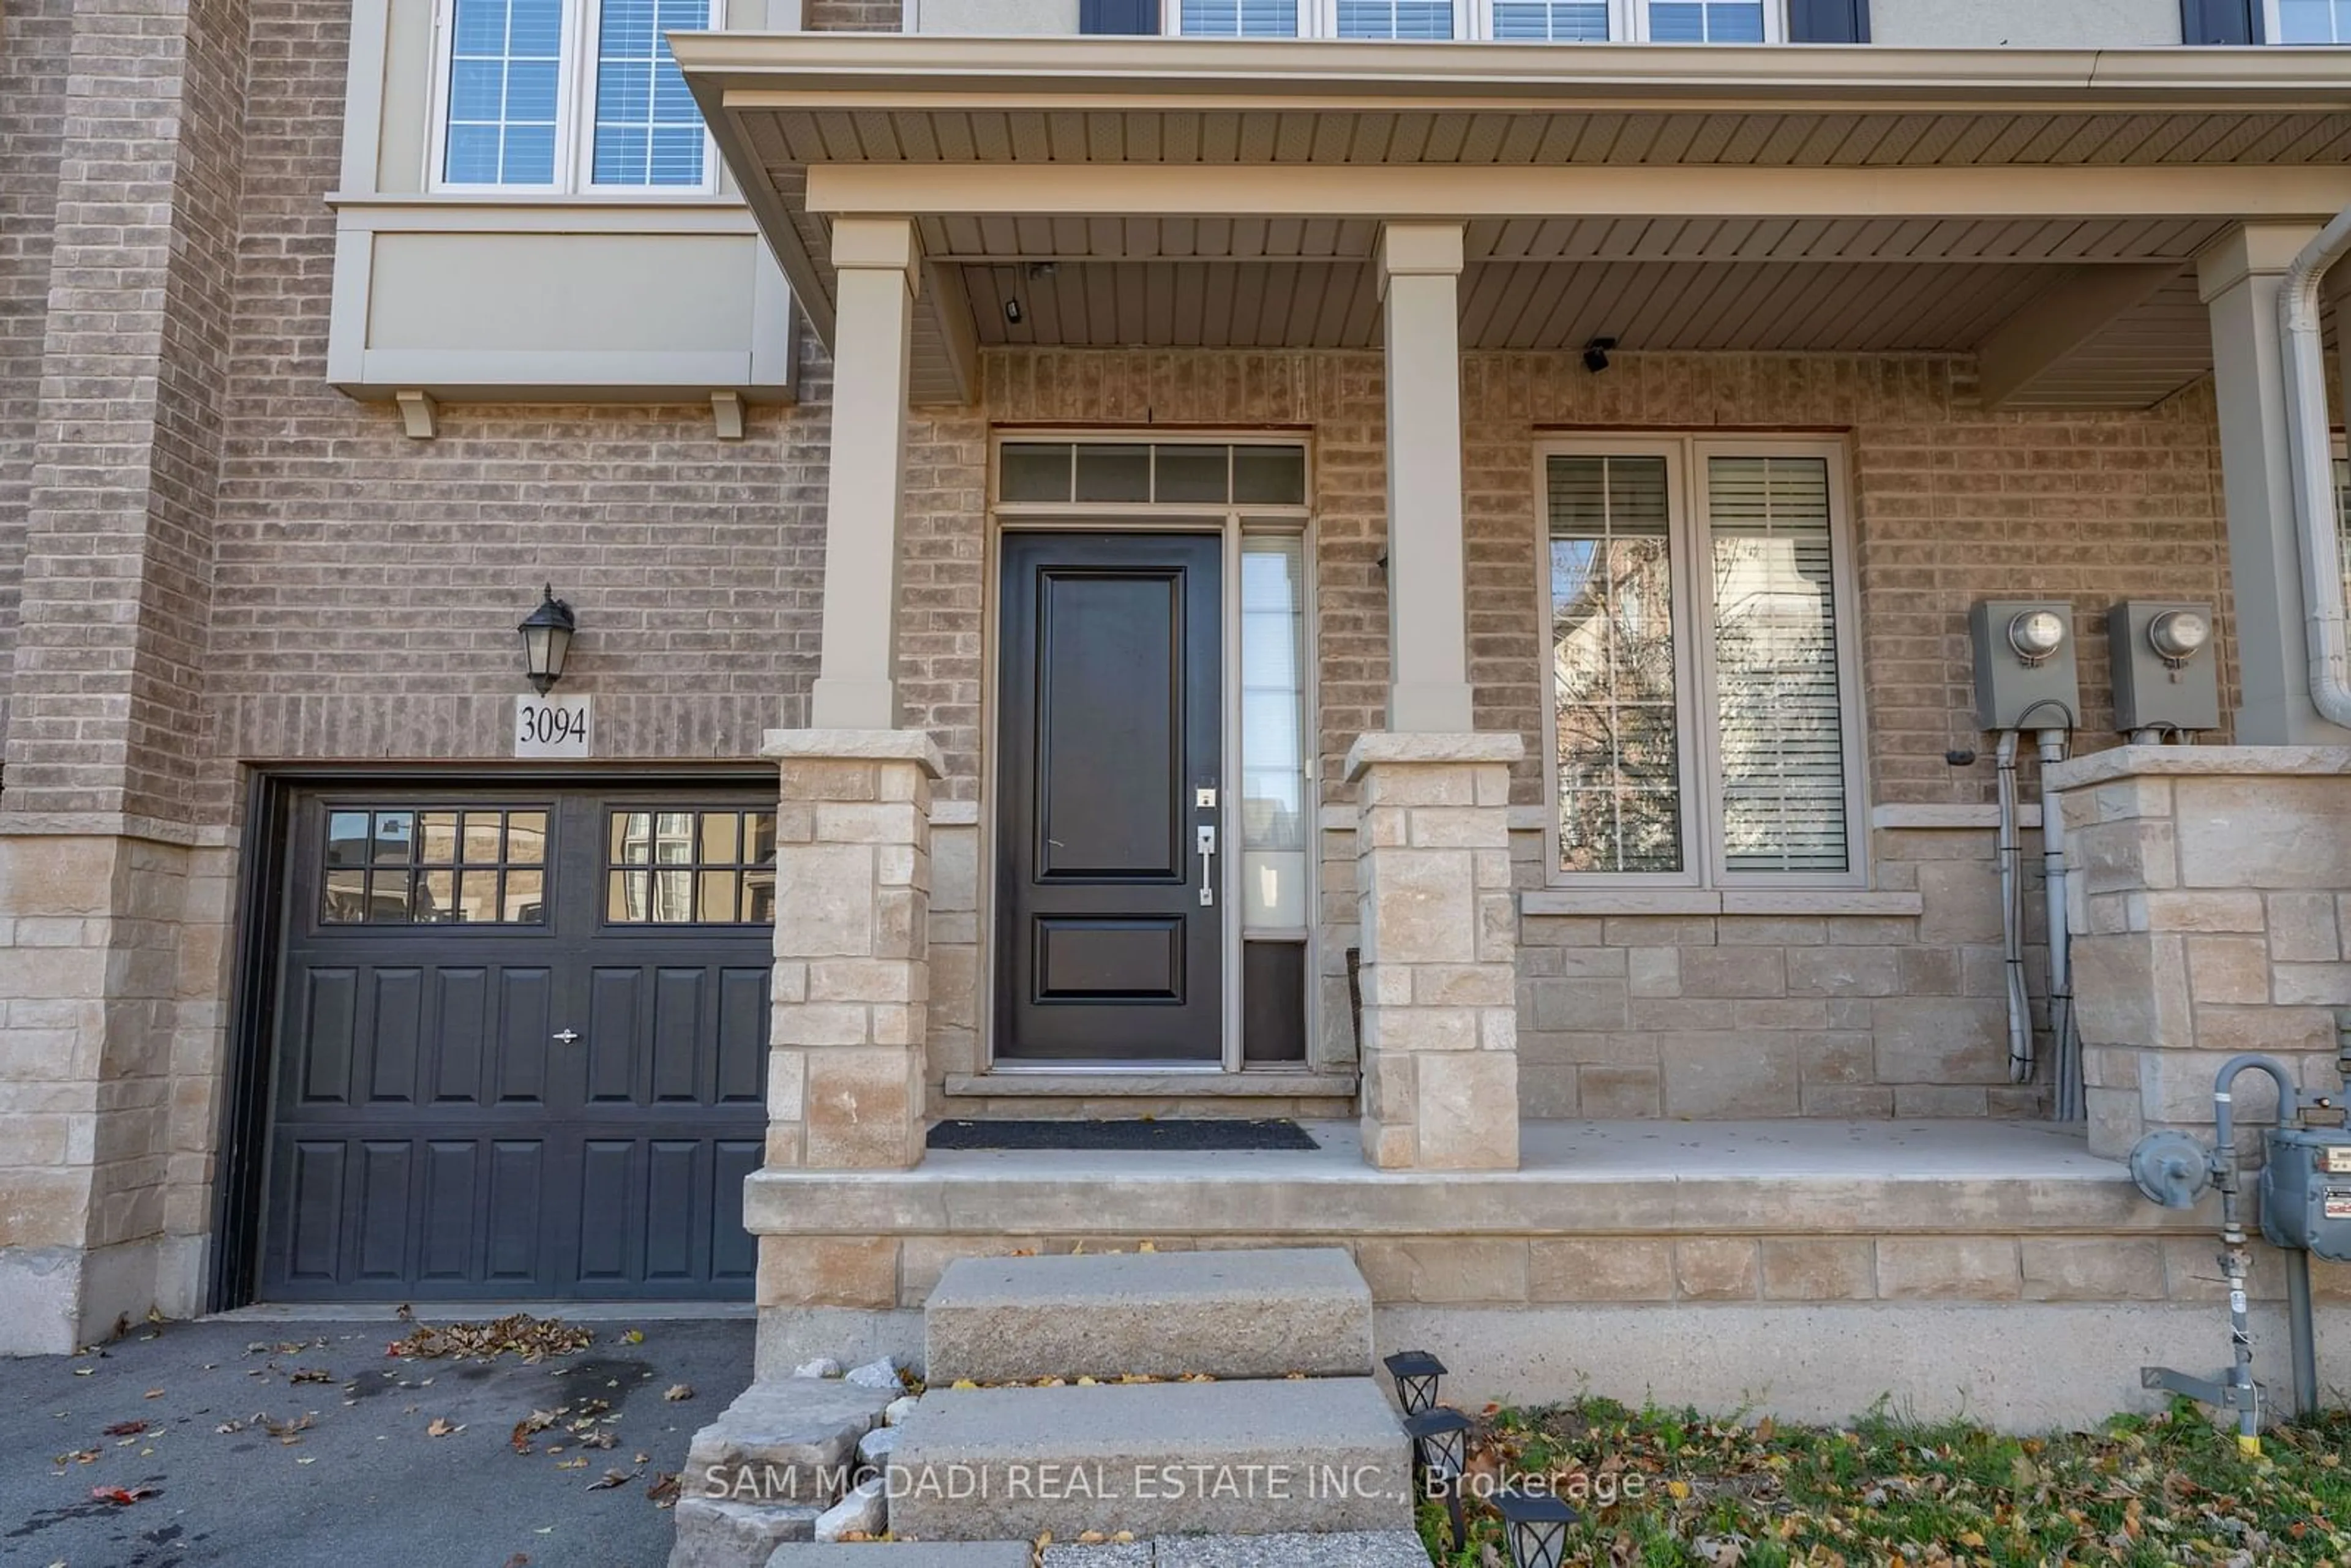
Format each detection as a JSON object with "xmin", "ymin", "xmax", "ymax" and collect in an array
[
  {"xmin": 2147, "ymin": 607, "xmax": 2212, "ymax": 667},
  {"xmin": 1383, "ymin": 1349, "xmax": 1446, "ymax": 1414},
  {"xmin": 517, "ymin": 584, "xmax": 576, "ymax": 694},
  {"xmin": 2006, "ymin": 607, "xmax": 2067, "ymax": 666},
  {"xmin": 1402, "ymin": 1405, "xmax": 1473, "ymax": 1549},
  {"xmin": 1582, "ymin": 336, "xmax": 1616, "ymax": 373},
  {"xmin": 1494, "ymin": 1488, "xmax": 1580, "ymax": 1568}
]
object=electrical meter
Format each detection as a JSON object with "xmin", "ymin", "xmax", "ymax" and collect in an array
[{"xmin": 2259, "ymin": 1127, "xmax": 2351, "ymax": 1262}]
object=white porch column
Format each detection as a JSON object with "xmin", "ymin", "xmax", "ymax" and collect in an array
[
  {"xmin": 809, "ymin": 217, "xmax": 918, "ymax": 730},
  {"xmin": 2197, "ymin": 222, "xmax": 2347, "ymax": 745},
  {"xmin": 1377, "ymin": 222, "xmax": 1473, "ymax": 734}
]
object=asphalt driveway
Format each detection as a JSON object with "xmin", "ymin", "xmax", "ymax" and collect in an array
[{"xmin": 0, "ymin": 1312, "xmax": 754, "ymax": 1568}]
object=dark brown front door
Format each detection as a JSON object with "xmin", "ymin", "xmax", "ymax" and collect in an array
[
  {"xmin": 996, "ymin": 531, "xmax": 1224, "ymax": 1061},
  {"xmin": 260, "ymin": 789, "xmax": 771, "ymax": 1300}
]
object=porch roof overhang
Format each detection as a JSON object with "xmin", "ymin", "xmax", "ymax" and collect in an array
[{"xmin": 673, "ymin": 36, "xmax": 2351, "ymax": 408}]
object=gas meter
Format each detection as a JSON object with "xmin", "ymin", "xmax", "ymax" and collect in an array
[
  {"xmin": 2127, "ymin": 1051, "xmax": 2347, "ymax": 1450},
  {"xmin": 2260, "ymin": 1125, "xmax": 2351, "ymax": 1260}
]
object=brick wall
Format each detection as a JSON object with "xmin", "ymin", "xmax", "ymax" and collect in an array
[
  {"xmin": 939, "ymin": 347, "xmax": 2237, "ymax": 1112},
  {"xmin": 0, "ymin": 0, "xmax": 74, "ymax": 755},
  {"xmin": 3, "ymin": 0, "xmax": 255, "ymax": 825},
  {"xmin": 198, "ymin": 0, "xmax": 836, "ymax": 821}
]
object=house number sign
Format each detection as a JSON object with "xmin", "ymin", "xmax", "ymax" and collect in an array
[{"xmin": 515, "ymin": 694, "xmax": 593, "ymax": 759}]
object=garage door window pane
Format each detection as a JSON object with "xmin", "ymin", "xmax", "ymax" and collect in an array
[
  {"xmin": 604, "ymin": 808, "xmax": 777, "ymax": 924},
  {"xmin": 323, "ymin": 805, "xmax": 552, "ymax": 925}
]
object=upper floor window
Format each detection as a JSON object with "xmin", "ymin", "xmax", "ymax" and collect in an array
[
  {"xmin": 1543, "ymin": 437, "xmax": 1862, "ymax": 887},
  {"xmin": 2273, "ymin": 0, "xmax": 2351, "ymax": 40},
  {"xmin": 433, "ymin": 0, "xmax": 716, "ymax": 191},
  {"xmin": 1173, "ymin": 0, "xmax": 1774, "ymax": 39}
]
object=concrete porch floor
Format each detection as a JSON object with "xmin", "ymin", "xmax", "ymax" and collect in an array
[{"xmin": 744, "ymin": 1118, "xmax": 2165, "ymax": 1240}]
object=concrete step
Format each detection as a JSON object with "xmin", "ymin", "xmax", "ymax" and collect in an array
[
  {"xmin": 923, "ymin": 1247, "xmax": 1373, "ymax": 1382},
  {"xmin": 1041, "ymin": 1534, "xmax": 1433, "ymax": 1567},
  {"xmin": 887, "ymin": 1376, "xmax": 1411, "ymax": 1540},
  {"xmin": 682, "ymin": 1378, "xmax": 896, "ymax": 1510},
  {"xmin": 768, "ymin": 1546, "xmax": 1032, "ymax": 1568}
]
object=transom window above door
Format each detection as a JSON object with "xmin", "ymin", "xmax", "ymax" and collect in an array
[
  {"xmin": 1543, "ymin": 437, "xmax": 1862, "ymax": 888},
  {"xmin": 1172, "ymin": 0, "xmax": 1775, "ymax": 40},
  {"xmin": 431, "ymin": 0, "xmax": 716, "ymax": 190}
]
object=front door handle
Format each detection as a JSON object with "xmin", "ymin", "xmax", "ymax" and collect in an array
[
  {"xmin": 1196, "ymin": 825, "xmax": 1217, "ymax": 907},
  {"xmin": 552, "ymin": 1028, "xmax": 580, "ymax": 1045}
]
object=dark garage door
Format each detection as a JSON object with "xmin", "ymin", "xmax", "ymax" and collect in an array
[{"xmin": 259, "ymin": 789, "xmax": 773, "ymax": 1301}]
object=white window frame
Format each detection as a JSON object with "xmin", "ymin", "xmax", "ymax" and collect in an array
[
  {"xmin": 2264, "ymin": 0, "xmax": 2351, "ymax": 42},
  {"xmin": 1537, "ymin": 433, "xmax": 1865, "ymax": 891},
  {"xmin": 1161, "ymin": 0, "xmax": 1781, "ymax": 40},
  {"xmin": 427, "ymin": 0, "xmax": 723, "ymax": 196}
]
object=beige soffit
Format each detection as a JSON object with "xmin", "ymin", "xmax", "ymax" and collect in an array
[{"xmin": 672, "ymin": 35, "xmax": 2351, "ymax": 396}]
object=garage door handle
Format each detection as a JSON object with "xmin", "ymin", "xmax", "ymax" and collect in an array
[{"xmin": 552, "ymin": 1029, "xmax": 580, "ymax": 1044}]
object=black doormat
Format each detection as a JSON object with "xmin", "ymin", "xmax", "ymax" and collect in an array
[{"xmin": 926, "ymin": 1118, "xmax": 1319, "ymax": 1152}]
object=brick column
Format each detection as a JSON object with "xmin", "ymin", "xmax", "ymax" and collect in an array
[
  {"xmin": 1348, "ymin": 732, "xmax": 1526, "ymax": 1171},
  {"xmin": 0, "ymin": 0, "xmax": 246, "ymax": 1351},
  {"xmin": 2058, "ymin": 746, "xmax": 2351, "ymax": 1158},
  {"xmin": 762, "ymin": 729, "xmax": 942, "ymax": 1173}
]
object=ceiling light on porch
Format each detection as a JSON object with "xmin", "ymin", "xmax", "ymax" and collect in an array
[
  {"xmin": 1382, "ymin": 1349, "xmax": 1446, "ymax": 1414},
  {"xmin": 1494, "ymin": 1488, "xmax": 1581, "ymax": 1568},
  {"xmin": 517, "ymin": 584, "xmax": 577, "ymax": 694}
]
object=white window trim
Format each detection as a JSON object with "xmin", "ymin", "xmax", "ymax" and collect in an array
[
  {"xmin": 427, "ymin": 0, "xmax": 723, "ymax": 197},
  {"xmin": 2264, "ymin": 0, "xmax": 2348, "ymax": 42},
  {"xmin": 1160, "ymin": 0, "xmax": 1781, "ymax": 42},
  {"xmin": 1537, "ymin": 433, "xmax": 1867, "ymax": 891}
]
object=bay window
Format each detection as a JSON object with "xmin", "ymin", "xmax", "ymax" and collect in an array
[
  {"xmin": 1543, "ymin": 438, "xmax": 1862, "ymax": 887},
  {"xmin": 1172, "ymin": 0, "xmax": 1775, "ymax": 39},
  {"xmin": 433, "ymin": 0, "xmax": 717, "ymax": 192}
]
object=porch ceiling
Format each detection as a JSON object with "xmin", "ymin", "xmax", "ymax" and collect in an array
[{"xmin": 673, "ymin": 35, "xmax": 2351, "ymax": 408}]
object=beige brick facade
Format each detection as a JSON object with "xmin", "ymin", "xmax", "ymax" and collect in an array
[{"xmin": 3, "ymin": 0, "xmax": 2345, "ymax": 1375}]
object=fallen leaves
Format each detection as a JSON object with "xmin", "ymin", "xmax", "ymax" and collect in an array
[
  {"xmin": 91, "ymin": 1485, "xmax": 157, "ymax": 1506},
  {"xmin": 587, "ymin": 1468, "xmax": 639, "ymax": 1491},
  {"xmin": 425, "ymin": 1417, "xmax": 462, "ymax": 1438},
  {"xmin": 102, "ymin": 1420, "xmax": 148, "ymax": 1438},
  {"xmin": 512, "ymin": 1409, "xmax": 560, "ymax": 1454},
  {"xmin": 662, "ymin": 1384, "xmax": 694, "ymax": 1402},
  {"xmin": 385, "ymin": 1311, "xmax": 592, "ymax": 1364},
  {"xmin": 289, "ymin": 1367, "xmax": 334, "ymax": 1384},
  {"xmin": 645, "ymin": 1471, "xmax": 681, "ymax": 1509}
]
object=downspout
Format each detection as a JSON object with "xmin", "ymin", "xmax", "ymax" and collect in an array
[{"xmin": 2280, "ymin": 206, "xmax": 2351, "ymax": 728}]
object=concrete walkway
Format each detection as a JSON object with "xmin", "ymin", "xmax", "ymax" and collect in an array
[{"xmin": 0, "ymin": 1313, "xmax": 752, "ymax": 1568}]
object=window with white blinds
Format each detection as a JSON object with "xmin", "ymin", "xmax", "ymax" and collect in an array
[
  {"xmin": 431, "ymin": 0, "xmax": 716, "ymax": 192},
  {"xmin": 1545, "ymin": 439, "xmax": 1861, "ymax": 886},
  {"xmin": 1180, "ymin": 0, "xmax": 1303, "ymax": 33},
  {"xmin": 1171, "ymin": 0, "xmax": 1783, "ymax": 38}
]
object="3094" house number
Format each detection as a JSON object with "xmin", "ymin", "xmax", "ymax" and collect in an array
[{"xmin": 514, "ymin": 694, "xmax": 592, "ymax": 759}]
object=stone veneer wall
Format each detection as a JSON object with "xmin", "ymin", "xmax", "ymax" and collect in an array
[
  {"xmin": 2060, "ymin": 748, "xmax": 2351, "ymax": 1158},
  {"xmin": 904, "ymin": 350, "xmax": 2237, "ymax": 1118}
]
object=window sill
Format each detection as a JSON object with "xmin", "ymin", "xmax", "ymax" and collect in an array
[{"xmin": 1520, "ymin": 888, "xmax": 1923, "ymax": 918}]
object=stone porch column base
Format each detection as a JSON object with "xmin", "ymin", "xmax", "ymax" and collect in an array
[
  {"xmin": 2052, "ymin": 745, "xmax": 2351, "ymax": 1158},
  {"xmin": 1346, "ymin": 732, "xmax": 1526, "ymax": 1171},
  {"xmin": 760, "ymin": 729, "xmax": 943, "ymax": 1177}
]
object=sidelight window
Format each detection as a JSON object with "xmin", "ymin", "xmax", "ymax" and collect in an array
[
  {"xmin": 323, "ymin": 807, "xmax": 550, "ymax": 924},
  {"xmin": 606, "ymin": 808, "xmax": 777, "ymax": 924},
  {"xmin": 1543, "ymin": 438, "xmax": 1861, "ymax": 887}
]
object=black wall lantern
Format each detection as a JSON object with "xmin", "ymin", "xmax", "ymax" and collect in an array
[
  {"xmin": 1494, "ymin": 1488, "xmax": 1579, "ymax": 1568},
  {"xmin": 517, "ymin": 584, "xmax": 576, "ymax": 694},
  {"xmin": 1382, "ymin": 1349, "xmax": 1446, "ymax": 1414}
]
